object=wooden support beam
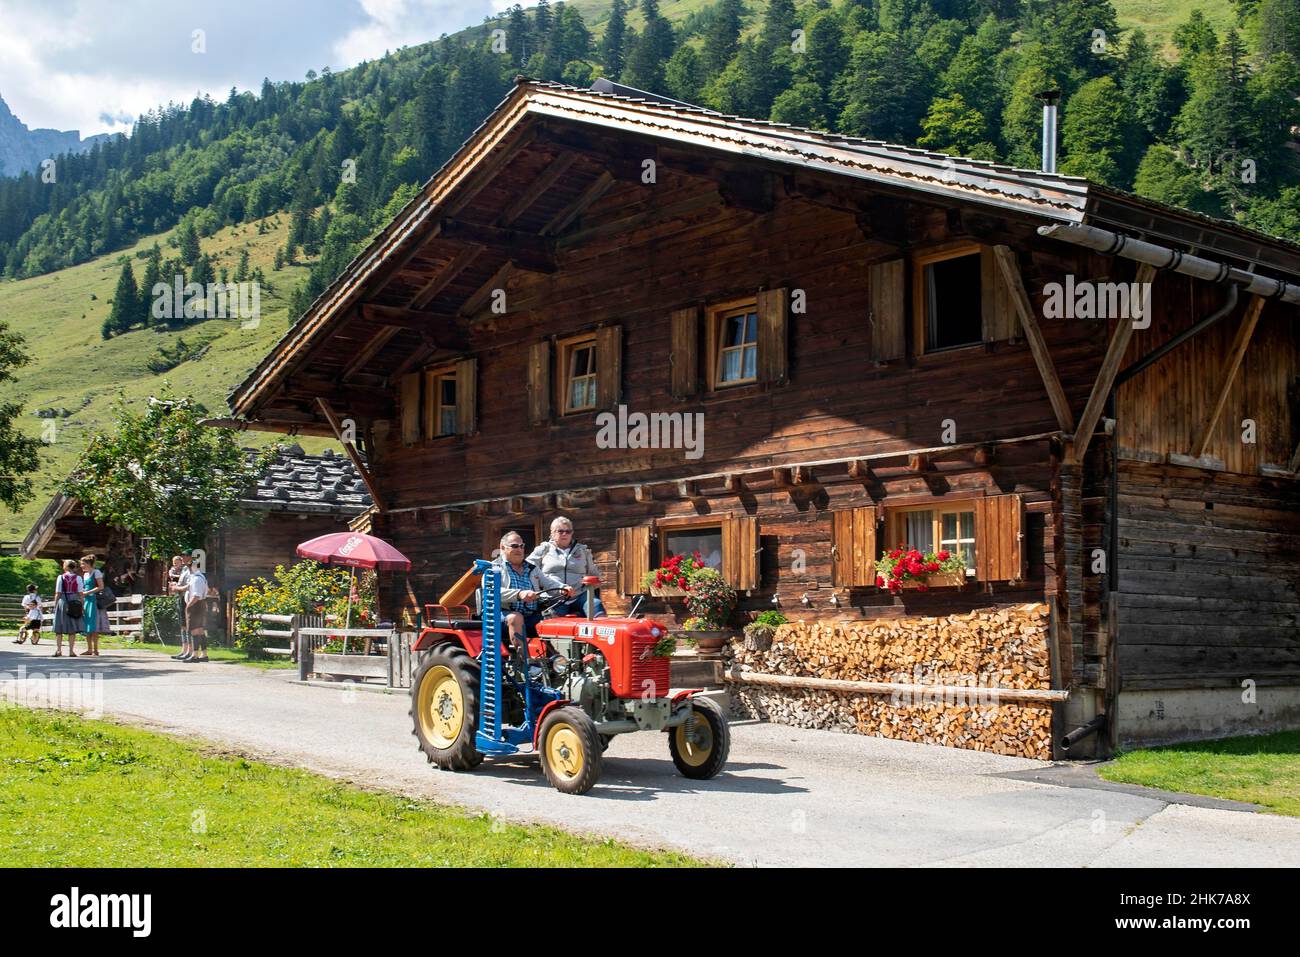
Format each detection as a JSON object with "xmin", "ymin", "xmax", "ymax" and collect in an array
[
  {"xmin": 792, "ymin": 465, "xmax": 816, "ymax": 485},
  {"xmin": 1194, "ymin": 295, "xmax": 1265, "ymax": 458},
  {"xmin": 634, "ymin": 484, "xmax": 653, "ymax": 503},
  {"xmin": 993, "ymin": 245, "xmax": 1075, "ymax": 434},
  {"xmin": 542, "ymin": 171, "xmax": 614, "ymax": 236},
  {"xmin": 771, "ymin": 467, "xmax": 792, "ymax": 488},
  {"xmin": 722, "ymin": 473, "xmax": 745, "ymax": 494},
  {"xmin": 407, "ymin": 245, "xmax": 482, "ymax": 309},
  {"xmin": 199, "ymin": 417, "xmax": 336, "ymax": 438},
  {"xmin": 316, "ymin": 398, "xmax": 385, "ymax": 513},
  {"xmin": 498, "ymin": 153, "xmax": 579, "ymax": 226},
  {"xmin": 907, "ymin": 453, "xmax": 931, "ymax": 473},
  {"xmin": 341, "ymin": 326, "xmax": 401, "ymax": 382},
  {"xmin": 509, "ymin": 497, "xmax": 525, "ymax": 514},
  {"xmin": 438, "ymin": 219, "xmax": 556, "ymax": 273},
  {"xmin": 846, "ymin": 459, "xmax": 873, "ymax": 480},
  {"xmin": 973, "ymin": 444, "xmax": 994, "ymax": 466},
  {"xmin": 461, "ymin": 261, "xmax": 516, "ymax": 318},
  {"xmin": 1073, "ymin": 263, "xmax": 1157, "ymax": 464},
  {"xmin": 677, "ymin": 480, "xmax": 700, "ymax": 499}
]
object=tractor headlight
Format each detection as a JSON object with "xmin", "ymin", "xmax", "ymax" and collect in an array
[
  {"xmin": 551, "ymin": 655, "xmax": 569, "ymax": 676},
  {"xmin": 650, "ymin": 626, "xmax": 661, "ymax": 638}
]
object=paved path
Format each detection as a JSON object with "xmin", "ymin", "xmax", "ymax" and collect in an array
[{"xmin": 4, "ymin": 642, "xmax": 1298, "ymax": 867}]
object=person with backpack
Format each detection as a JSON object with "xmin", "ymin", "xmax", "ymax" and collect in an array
[
  {"xmin": 52, "ymin": 559, "xmax": 84, "ymax": 657},
  {"xmin": 80, "ymin": 554, "xmax": 113, "ymax": 657}
]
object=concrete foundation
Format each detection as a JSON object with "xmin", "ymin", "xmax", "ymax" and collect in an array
[{"xmin": 1117, "ymin": 685, "xmax": 1300, "ymax": 748}]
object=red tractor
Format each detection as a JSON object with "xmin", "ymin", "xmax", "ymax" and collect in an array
[{"xmin": 409, "ymin": 560, "xmax": 729, "ymax": 794}]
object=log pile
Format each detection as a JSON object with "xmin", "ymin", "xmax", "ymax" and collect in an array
[{"xmin": 726, "ymin": 603, "xmax": 1054, "ymax": 759}]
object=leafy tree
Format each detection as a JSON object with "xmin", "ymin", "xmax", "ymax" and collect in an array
[
  {"xmin": 105, "ymin": 261, "xmax": 139, "ymax": 338},
  {"xmin": 918, "ymin": 93, "xmax": 998, "ymax": 158},
  {"xmin": 665, "ymin": 45, "xmax": 707, "ymax": 103},
  {"xmin": 762, "ymin": 0, "xmax": 800, "ymax": 54},
  {"xmin": 622, "ymin": 0, "xmax": 676, "ymax": 91},
  {"xmin": 65, "ymin": 395, "xmax": 281, "ymax": 559},
  {"xmin": 177, "ymin": 220, "xmax": 202, "ymax": 267},
  {"xmin": 1119, "ymin": 30, "xmax": 1181, "ymax": 142},
  {"xmin": 771, "ymin": 81, "xmax": 830, "ymax": 128},
  {"xmin": 0, "ymin": 321, "xmax": 41, "ymax": 512},
  {"xmin": 1059, "ymin": 77, "xmax": 1141, "ymax": 186},
  {"xmin": 703, "ymin": 0, "xmax": 744, "ymax": 75},
  {"xmin": 600, "ymin": 0, "xmax": 630, "ymax": 77},
  {"xmin": 1133, "ymin": 145, "xmax": 1217, "ymax": 214},
  {"xmin": 837, "ymin": 31, "xmax": 928, "ymax": 142},
  {"xmin": 1172, "ymin": 9, "xmax": 1220, "ymax": 59}
]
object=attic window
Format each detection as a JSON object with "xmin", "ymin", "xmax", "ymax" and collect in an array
[{"xmin": 917, "ymin": 244, "xmax": 983, "ymax": 352}]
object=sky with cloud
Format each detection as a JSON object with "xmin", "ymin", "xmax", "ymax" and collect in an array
[{"xmin": 0, "ymin": 0, "xmax": 509, "ymax": 137}]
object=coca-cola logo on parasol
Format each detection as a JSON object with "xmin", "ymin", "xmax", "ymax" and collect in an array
[{"xmin": 338, "ymin": 536, "xmax": 363, "ymax": 556}]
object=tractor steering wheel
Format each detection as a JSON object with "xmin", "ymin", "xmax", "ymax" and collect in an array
[{"xmin": 534, "ymin": 588, "xmax": 571, "ymax": 617}]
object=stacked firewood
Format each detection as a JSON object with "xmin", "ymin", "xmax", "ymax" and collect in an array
[{"xmin": 727, "ymin": 604, "xmax": 1054, "ymax": 759}]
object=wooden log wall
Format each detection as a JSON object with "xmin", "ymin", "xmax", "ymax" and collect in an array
[
  {"xmin": 365, "ymin": 173, "xmax": 1133, "ymax": 649},
  {"xmin": 1116, "ymin": 460, "xmax": 1300, "ymax": 689},
  {"xmin": 727, "ymin": 606, "xmax": 1054, "ymax": 759}
]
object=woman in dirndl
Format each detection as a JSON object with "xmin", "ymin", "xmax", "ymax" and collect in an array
[{"xmin": 80, "ymin": 554, "xmax": 111, "ymax": 657}]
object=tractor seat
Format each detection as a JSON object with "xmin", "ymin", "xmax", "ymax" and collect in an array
[{"xmin": 449, "ymin": 618, "xmax": 481, "ymax": 631}]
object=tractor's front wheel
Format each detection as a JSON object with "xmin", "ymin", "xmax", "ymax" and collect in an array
[
  {"xmin": 410, "ymin": 646, "xmax": 483, "ymax": 771},
  {"xmin": 669, "ymin": 696, "xmax": 730, "ymax": 780},
  {"xmin": 539, "ymin": 706, "xmax": 602, "ymax": 794}
]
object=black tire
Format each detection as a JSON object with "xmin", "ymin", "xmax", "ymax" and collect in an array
[
  {"xmin": 669, "ymin": 696, "xmax": 730, "ymax": 780},
  {"xmin": 538, "ymin": 706, "xmax": 603, "ymax": 794},
  {"xmin": 409, "ymin": 646, "xmax": 483, "ymax": 770}
]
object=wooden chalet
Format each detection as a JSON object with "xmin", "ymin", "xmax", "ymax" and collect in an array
[
  {"xmin": 22, "ymin": 447, "xmax": 373, "ymax": 633},
  {"xmin": 223, "ymin": 78, "xmax": 1300, "ymax": 756}
]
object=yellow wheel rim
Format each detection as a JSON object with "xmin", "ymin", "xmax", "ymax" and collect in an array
[
  {"xmin": 675, "ymin": 710, "xmax": 714, "ymax": 767},
  {"xmin": 417, "ymin": 666, "xmax": 464, "ymax": 749},
  {"xmin": 546, "ymin": 724, "xmax": 585, "ymax": 780}
]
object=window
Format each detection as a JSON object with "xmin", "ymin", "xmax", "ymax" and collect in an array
[
  {"xmin": 663, "ymin": 527, "xmax": 723, "ymax": 571},
  {"xmin": 888, "ymin": 503, "xmax": 977, "ymax": 576},
  {"xmin": 424, "ymin": 369, "xmax": 457, "ymax": 437},
  {"xmin": 486, "ymin": 518, "xmax": 542, "ymax": 561},
  {"xmin": 559, "ymin": 335, "xmax": 598, "ymax": 414},
  {"xmin": 915, "ymin": 244, "xmax": 983, "ymax": 353},
  {"xmin": 708, "ymin": 299, "xmax": 759, "ymax": 388}
]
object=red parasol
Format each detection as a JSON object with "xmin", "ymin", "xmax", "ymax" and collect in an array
[
  {"xmin": 295, "ymin": 532, "xmax": 411, "ymax": 572},
  {"xmin": 295, "ymin": 533, "xmax": 411, "ymax": 651}
]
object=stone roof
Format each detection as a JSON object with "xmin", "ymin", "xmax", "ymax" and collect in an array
[{"xmin": 242, "ymin": 445, "xmax": 373, "ymax": 515}]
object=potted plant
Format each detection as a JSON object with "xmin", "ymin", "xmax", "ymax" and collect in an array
[
  {"xmin": 741, "ymin": 610, "xmax": 788, "ymax": 652},
  {"xmin": 675, "ymin": 567, "xmax": 738, "ymax": 655},
  {"xmin": 875, "ymin": 545, "xmax": 968, "ymax": 594}
]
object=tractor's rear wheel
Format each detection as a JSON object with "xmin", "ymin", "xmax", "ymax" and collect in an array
[
  {"xmin": 410, "ymin": 646, "xmax": 483, "ymax": 771},
  {"xmin": 669, "ymin": 696, "xmax": 730, "ymax": 780},
  {"xmin": 539, "ymin": 706, "xmax": 602, "ymax": 794}
]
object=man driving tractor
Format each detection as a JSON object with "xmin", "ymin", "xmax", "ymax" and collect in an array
[{"xmin": 494, "ymin": 530, "xmax": 569, "ymax": 660}]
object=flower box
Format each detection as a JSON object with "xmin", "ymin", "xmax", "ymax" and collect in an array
[
  {"xmin": 892, "ymin": 570, "xmax": 967, "ymax": 590},
  {"xmin": 649, "ymin": 584, "xmax": 689, "ymax": 598}
]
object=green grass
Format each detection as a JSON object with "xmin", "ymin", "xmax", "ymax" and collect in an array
[
  {"xmin": 0, "ymin": 706, "xmax": 704, "ymax": 866},
  {"xmin": 1099, "ymin": 731, "xmax": 1300, "ymax": 817},
  {"xmin": 1113, "ymin": 0, "xmax": 1236, "ymax": 53},
  {"xmin": 0, "ymin": 214, "xmax": 340, "ymax": 544}
]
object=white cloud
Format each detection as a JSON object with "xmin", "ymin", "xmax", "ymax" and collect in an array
[{"xmin": 333, "ymin": 0, "xmax": 493, "ymax": 64}]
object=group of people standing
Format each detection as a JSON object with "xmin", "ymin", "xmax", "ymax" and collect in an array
[
  {"xmin": 11, "ymin": 555, "xmax": 112, "ymax": 656},
  {"xmin": 11, "ymin": 552, "xmax": 210, "ymax": 662},
  {"xmin": 166, "ymin": 553, "xmax": 211, "ymax": 663}
]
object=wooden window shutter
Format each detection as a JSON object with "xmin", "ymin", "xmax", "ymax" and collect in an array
[
  {"xmin": 669, "ymin": 305, "xmax": 699, "ymax": 398},
  {"xmin": 722, "ymin": 514, "xmax": 759, "ymax": 590},
  {"xmin": 831, "ymin": 506, "xmax": 878, "ymax": 587},
  {"xmin": 455, "ymin": 357, "xmax": 477, "ymax": 434},
  {"xmin": 868, "ymin": 259, "xmax": 906, "ymax": 361},
  {"xmin": 974, "ymin": 493, "xmax": 1024, "ymax": 581},
  {"xmin": 616, "ymin": 526, "xmax": 650, "ymax": 597},
  {"xmin": 400, "ymin": 372, "xmax": 420, "ymax": 445},
  {"xmin": 527, "ymin": 340, "xmax": 551, "ymax": 425},
  {"xmin": 980, "ymin": 246, "xmax": 1019, "ymax": 342},
  {"xmin": 756, "ymin": 287, "xmax": 789, "ymax": 384},
  {"xmin": 595, "ymin": 325, "xmax": 622, "ymax": 409}
]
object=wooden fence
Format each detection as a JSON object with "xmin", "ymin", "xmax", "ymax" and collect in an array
[
  {"xmin": 2, "ymin": 592, "xmax": 143, "ymax": 638},
  {"xmin": 236, "ymin": 605, "xmax": 415, "ymax": 689}
]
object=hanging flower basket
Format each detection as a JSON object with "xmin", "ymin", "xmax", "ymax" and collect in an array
[{"xmin": 876, "ymin": 546, "xmax": 969, "ymax": 594}]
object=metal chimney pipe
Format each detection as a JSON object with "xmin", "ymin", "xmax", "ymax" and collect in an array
[{"xmin": 1035, "ymin": 89, "xmax": 1061, "ymax": 174}]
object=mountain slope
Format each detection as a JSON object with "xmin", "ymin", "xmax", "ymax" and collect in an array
[
  {"xmin": 0, "ymin": 93, "xmax": 107, "ymax": 177},
  {"xmin": 0, "ymin": 214, "xmax": 334, "ymax": 542}
]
